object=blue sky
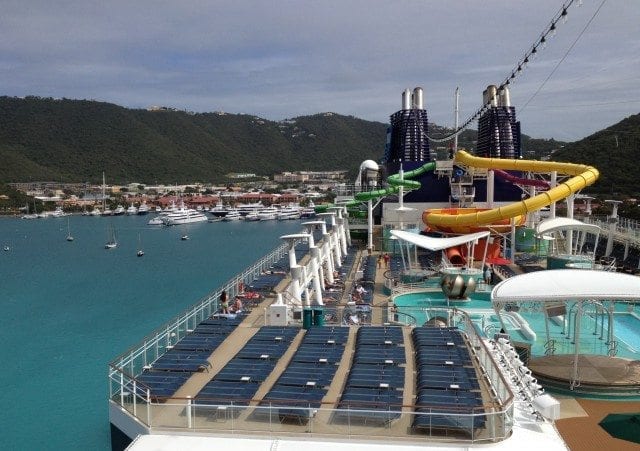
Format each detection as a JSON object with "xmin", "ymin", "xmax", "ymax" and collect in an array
[{"xmin": 1, "ymin": 0, "xmax": 638, "ymax": 141}]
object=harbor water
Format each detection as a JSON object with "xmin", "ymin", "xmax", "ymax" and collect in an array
[{"xmin": 0, "ymin": 216, "xmax": 304, "ymax": 450}]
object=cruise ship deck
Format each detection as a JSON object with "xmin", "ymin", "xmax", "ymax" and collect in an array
[{"xmin": 109, "ymin": 231, "xmax": 569, "ymax": 450}]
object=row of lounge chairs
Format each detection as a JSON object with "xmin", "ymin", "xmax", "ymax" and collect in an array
[
  {"xmin": 260, "ymin": 326, "xmax": 350, "ymax": 423},
  {"xmin": 412, "ymin": 327, "xmax": 485, "ymax": 436},
  {"xmin": 336, "ymin": 327, "xmax": 405, "ymax": 424},
  {"xmin": 194, "ymin": 326, "xmax": 300, "ymax": 413},
  {"xmin": 131, "ymin": 315, "xmax": 245, "ymax": 399}
]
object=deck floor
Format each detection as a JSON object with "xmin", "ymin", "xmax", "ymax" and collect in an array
[{"xmin": 529, "ymin": 354, "xmax": 640, "ymax": 387}]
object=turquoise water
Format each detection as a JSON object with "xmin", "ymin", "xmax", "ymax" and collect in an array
[
  {"xmin": 394, "ymin": 290, "xmax": 640, "ymax": 359},
  {"xmin": 0, "ymin": 216, "xmax": 303, "ymax": 450}
]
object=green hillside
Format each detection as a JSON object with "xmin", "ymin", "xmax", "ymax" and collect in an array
[
  {"xmin": 0, "ymin": 95, "xmax": 567, "ymax": 184},
  {"xmin": 0, "ymin": 97, "xmax": 388, "ymax": 184},
  {"xmin": 552, "ymin": 113, "xmax": 640, "ymax": 196}
]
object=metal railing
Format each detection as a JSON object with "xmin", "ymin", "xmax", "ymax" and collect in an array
[
  {"xmin": 108, "ymin": 394, "xmax": 512, "ymax": 444},
  {"xmin": 109, "ymin": 241, "xmax": 290, "ymax": 381}
]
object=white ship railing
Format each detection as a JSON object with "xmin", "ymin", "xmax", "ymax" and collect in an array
[
  {"xmin": 108, "ymin": 396, "xmax": 512, "ymax": 444},
  {"xmin": 108, "ymin": 241, "xmax": 290, "ymax": 377},
  {"xmin": 108, "ymin": 305, "xmax": 515, "ymax": 443}
]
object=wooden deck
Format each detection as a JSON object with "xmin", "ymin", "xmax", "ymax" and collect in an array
[
  {"xmin": 556, "ymin": 398, "xmax": 640, "ymax": 451},
  {"xmin": 529, "ymin": 354, "xmax": 640, "ymax": 388}
]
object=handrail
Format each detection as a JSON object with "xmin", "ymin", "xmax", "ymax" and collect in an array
[{"xmin": 109, "ymin": 241, "xmax": 290, "ymax": 369}]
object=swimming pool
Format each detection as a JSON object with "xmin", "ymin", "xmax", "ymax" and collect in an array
[{"xmin": 394, "ymin": 290, "xmax": 640, "ymax": 360}]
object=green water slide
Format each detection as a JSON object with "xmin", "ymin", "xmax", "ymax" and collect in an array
[
  {"xmin": 314, "ymin": 161, "xmax": 436, "ymax": 214},
  {"xmin": 353, "ymin": 161, "xmax": 436, "ymax": 201}
]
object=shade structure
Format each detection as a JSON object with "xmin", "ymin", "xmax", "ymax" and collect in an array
[{"xmin": 598, "ymin": 413, "xmax": 640, "ymax": 444}]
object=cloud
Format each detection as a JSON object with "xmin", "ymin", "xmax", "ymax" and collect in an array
[{"xmin": 0, "ymin": 0, "xmax": 638, "ymax": 140}]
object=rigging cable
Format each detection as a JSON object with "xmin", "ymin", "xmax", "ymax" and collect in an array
[
  {"xmin": 425, "ymin": 0, "xmax": 579, "ymax": 143},
  {"xmin": 520, "ymin": 0, "xmax": 609, "ymax": 113}
]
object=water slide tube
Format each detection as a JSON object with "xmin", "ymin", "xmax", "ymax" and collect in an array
[
  {"xmin": 493, "ymin": 169, "xmax": 550, "ymax": 189},
  {"xmin": 353, "ymin": 161, "xmax": 436, "ymax": 202},
  {"xmin": 315, "ymin": 161, "xmax": 437, "ymax": 213},
  {"xmin": 425, "ymin": 150, "xmax": 599, "ymax": 229}
]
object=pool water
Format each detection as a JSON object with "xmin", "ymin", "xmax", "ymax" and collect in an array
[{"xmin": 394, "ymin": 290, "xmax": 640, "ymax": 360}]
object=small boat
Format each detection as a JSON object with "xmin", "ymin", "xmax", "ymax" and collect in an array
[
  {"xmin": 136, "ymin": 233, "xmax": 144, "ymax": 257},
  {"xmin": 147, "ymin": 216, "xmax": 164, "ymax": 226},
  {"xmin": 49, "ymin": 206, "xmax": 68, "ymax": 218},
  {"xmin": 66, "ymin": 218, "xmax": 74, "ymax": 242},
  {"xmin": 181, "ymin": 235, "xmax": 189, "ymax": 241},
  {"xmin": 126, "ymin": 205, "xmax": 138, "ymax": 215},
  {"xmin": 113, "ymin": 205, "xmax": 126, "ymax": 216},
  {"xmin": 3, "ymin": 245, "xmax": 9, "ymax": 252},
  {"xmin": 90, "ymin": 206, "xmax": 101, "ymax": 216},
  {"xmin": 105, "ymin": 223, "xmax": 117, "ymax": 249}
]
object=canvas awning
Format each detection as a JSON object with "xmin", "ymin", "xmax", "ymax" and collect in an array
[
  {"xmin": 535, "ymin": 217, "xmax": 600, "ymax": 237},
  {"xmin": 390, "ymin": 230, "xmax": 490, "ymax": 251},
  {"xmin": 491, "ymin": 269, "xmax": 640, "ymax": 304}
]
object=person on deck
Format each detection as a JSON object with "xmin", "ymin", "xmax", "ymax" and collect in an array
[
  {"xmin": 484, "ymin": 266, "xmax": 492, "ymax": 284},
  {"xmin": 220, "ymin": 290, "xmax": 229, "ymax": 314}
]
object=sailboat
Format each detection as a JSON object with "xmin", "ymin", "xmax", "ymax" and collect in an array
[
  {"xmin": 66, "ymin": 217, "xmax": 74, "ymax": 242},
  {"xmin": 105, "ymin": 223, "xmax": 117, "ymax": 249},
  {"xmin": 136, "ymin": 233, "xmax": 144, "ymax": 257}
]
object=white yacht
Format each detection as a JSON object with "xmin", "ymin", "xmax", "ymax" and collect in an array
[
  {"xmin": 90, "ymin": 206, "xmax": 102, "ymax": 216},
  {"xmin": 222, "ymin": 209, "xmax": 242, "ymax": 221},
  {"xmin": 137, "ymin": 202, "xmax": 150, "ymax": 215},
  {"xmin": 164, "ymin": 202, "xmax": 208, "ymax": 225},
  {"xmin": 244, "ymin": 210, "xmax": 260, "ymax": 221},
  {"xmin": 126, "ymin": 205, "xmax": 138, "ymax": 215},
  {"xmin": 237, "ymin": 202, "xmax": 264, "ymax": 216},
  {"xmin": 300, "ymin": 201, "xmax": 317, "ymax": 218},
  {"xmin": 113, "ymin": 205, "xmax": 126, "ymax": 216},
  {"xmin": 276, "ymin": 204, "xmax": 301, "ymax": 220},
  {"xmin": 257, "ymin": 206, "xmax": 279, "ymax": 221},
  {"xmin": 210, "ymin": 203, "xmax": 230, "ymax": 218}
]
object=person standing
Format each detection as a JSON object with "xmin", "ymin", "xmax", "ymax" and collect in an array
[
  {"xmin": 377, "ymin": 255, "xmax": 383, "ymax": 269},
  {"xmin": 383, "ymin": 253, "xmax": 390, "ymax": 268},
  {"xmin": 220, "ymin": 290, "xmax": 229, "ymax": 314},
  {"xmin": 484, "ymin": 266, "xmax": 492, "ymax": 285}
]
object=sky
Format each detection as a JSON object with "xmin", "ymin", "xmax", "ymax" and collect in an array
[{"xmin": 1, "ymin": 0, "xmax": 638, "ymax": 141}]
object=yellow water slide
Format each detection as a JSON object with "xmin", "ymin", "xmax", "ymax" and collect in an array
[{"xmin": 425, "ymin": 150, "xmax": 600, "ymax": 229}]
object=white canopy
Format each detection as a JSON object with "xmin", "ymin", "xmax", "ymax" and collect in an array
[
  {"xmin": 491, "ymin": 269, "xmax": 640, "ymax": 304},
  {"xmin": 535, "ymin": 217, "xmax": 600, "ymax": 237},
  {"xmin": 390, "ymin": 230, "xmax": 490, "ymax": 251}
]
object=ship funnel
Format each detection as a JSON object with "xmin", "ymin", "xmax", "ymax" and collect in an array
[
  {"xmin": 412, "ymin": 87, "xmax": 424, "ymax": 110},
  {"xmin": 487, "ymin": 85, "xmax": 498, "ymax": 107},
  {"xmin": 402, "ymin": 89, "xmax": 412, "ymax": 110},
  {"xmin": 498, "ymin": 86, "xmax": 511, "ymax": 107}
]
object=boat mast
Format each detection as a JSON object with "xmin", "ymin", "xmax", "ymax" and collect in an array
[{"xmin": 102, "ymin": 172, "xmax": 106, "ymax": 212}]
